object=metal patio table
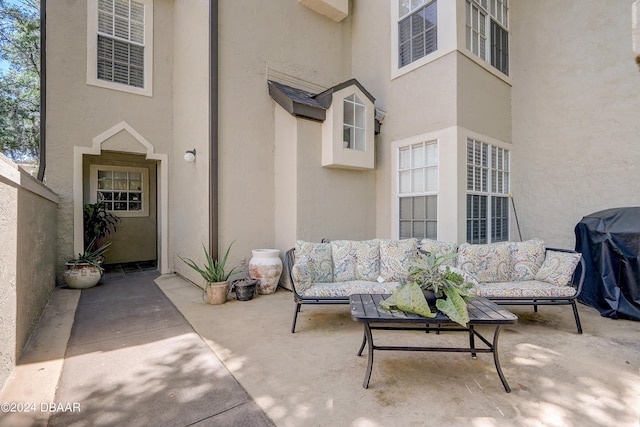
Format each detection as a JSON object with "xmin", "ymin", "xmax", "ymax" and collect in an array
[{"xmin": 350, "ymin": 294, "xmax": 518, "ymax": 392}]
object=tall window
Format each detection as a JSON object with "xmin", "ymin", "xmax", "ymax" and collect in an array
[
  {"xmin": 466, "ymin": 138, "xmax": 509, "ymax": 243},
  {"xmin": 97, "ymin": 0, "xmax": 145, "ymax": 87},
  {"xmin": 398, "ymin": 141, "xmax": 438, "ymax": 239},
  {"xmin": 343, "ymin": 94, "xmax": 365, "ymax": 151},
  {"xmin": 465, "ymin": 0, "xmax": 509, "ymax": 75},
  {"xmin": 398, "ymin": 0, "xmax": 438, "ymax": 68},
  {"xmin": 87, "ymin": 0, "xmax": 153, "ymax": 96}
]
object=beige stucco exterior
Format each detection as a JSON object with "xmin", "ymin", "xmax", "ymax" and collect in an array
[
  {"xmin": 0, "ymin": 156, "xmax": 58, "ymax": 391},
  {"xmin": 510, "ymin": 0, "xmax": 640, "ymax": 248},
  {"xmin": 43, "ymin": 0, "xmax": 640, "ymax": 287}
]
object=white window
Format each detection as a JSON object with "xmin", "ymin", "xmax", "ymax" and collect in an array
[
  {"xmin": 87, "ymin": 0, "xmax": 153, "ymax": 96},
  {"xmin": 466, "ymin": 138, "xmax": 509, "ymax": 243},
  {"xmin": 398, "ymin": 140, "xmax": 438, "ymax": 239},
  {"xmin": 90, "ymin": 165, "xmax": 149, "ymax": 217},
  {"xmin": 397, "ymin": 0, "xmax": 438, "ymax": 68},
  {"xmin": 465, "ymin": 0, "xmax": 509, "ymax": 75},
  {"xmin": 343, "ymin": 94, "xmax": 366, "ymax": 151}
]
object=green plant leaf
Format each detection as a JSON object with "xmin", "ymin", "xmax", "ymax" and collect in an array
[{"xmin": 435, "ymin": 288, "xmax": 469, "ymax": 327}]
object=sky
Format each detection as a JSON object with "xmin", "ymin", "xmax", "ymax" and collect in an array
[{"xmin": 0, "ymin": 0, "xmax": 30, "ymax": 74}]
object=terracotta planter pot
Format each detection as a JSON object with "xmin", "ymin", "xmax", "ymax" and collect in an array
[
  {"xmin": 249, "ymin": 249, "xmax": 283, "ymax": 295},
  {"xmin": 205, "ymin": 281, "xmax": 229, "ymax": 305},
  {"xmin": 63, "ymin": 263, "xmax": 102, "ymax": 289}
]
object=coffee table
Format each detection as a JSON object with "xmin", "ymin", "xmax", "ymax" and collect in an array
[{"xmin": 350, "ymin": 294, "xmax": 518, "ymax": 392}]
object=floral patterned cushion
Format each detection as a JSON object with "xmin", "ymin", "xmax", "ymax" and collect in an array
[
  {"xmin": 534, "ymin": 251, "xmax": 581, "ymax": 286},
  {"xmin": 509, "ymin": 239, "xmax": 546, "ymax": 281},
  {"xmin": 419, "ymin": 239, "xmax": 458, "ymax": 266},
  {"xmin": 472, "ymin": 281, "xmax": 578, "ymax": 298},
  {"xmin": 457, "ymin": 242, "xmax": 512, "ymax": 283},
  {"xmin": 331, "ymin": 240, "xmax": 380, "ymax": 282},
  {"xmin": 379, "ymin": 239, "xmax": 418, "ymax": 281},
  {"xmin": 300, "ymin": 280, "xmax": 402, "ymax": 298},
  {"xmin": 291, "ymin": 241, "xmax": 333, "ymax": 294}
]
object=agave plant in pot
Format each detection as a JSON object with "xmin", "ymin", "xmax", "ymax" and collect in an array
[{"xmin": 180, "ymin": 242, "xmax": 239, "ymax": 305}]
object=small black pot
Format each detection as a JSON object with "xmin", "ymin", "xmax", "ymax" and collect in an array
[
  {"xmin": 422, "ymin": 289, "xmax": 437, "ymax": 306},
  {"xmin": 233, "ymin": 279, "xmax": 259, "ymax": 301}
]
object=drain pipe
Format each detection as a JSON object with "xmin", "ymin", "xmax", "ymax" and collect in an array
[
  {"xmin": 209, "ymin": 0, "xmax": 219, "ymax": 260},
  {"xmin": 37, "ymin": 0, "xmax": 47, "ymax": 181}
]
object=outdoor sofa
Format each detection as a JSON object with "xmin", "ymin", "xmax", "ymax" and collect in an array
[{"xmin": 285, "ymin": 238, "xmax": 585, "ymax": 333}]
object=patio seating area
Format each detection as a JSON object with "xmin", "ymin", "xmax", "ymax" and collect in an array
[{"xmin": 1, "ymin": 272, "xmax": 639, "ymax": 426}]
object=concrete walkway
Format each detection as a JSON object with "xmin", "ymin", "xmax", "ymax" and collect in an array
[{"xmin": 0, "ymin": 271, "xmax": 273, "ymax": 427}]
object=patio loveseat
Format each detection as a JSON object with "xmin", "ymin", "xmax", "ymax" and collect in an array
[{"xmin": 286, "ymin": 238, "xmax": 585, "ymax": 333}]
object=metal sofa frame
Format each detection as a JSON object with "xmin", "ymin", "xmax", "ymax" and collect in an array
[{"xmin": 487, "ymin": 247, "xmax": 586, "ymax": 334}]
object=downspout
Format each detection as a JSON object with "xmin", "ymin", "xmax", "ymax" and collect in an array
[
  {"xmin": 37, "ymin": 0, "xmax": 46, "ymax": 181},
  {"xmin": 209, "ymin": 0, "xmax": 219, "ymax": 259}
]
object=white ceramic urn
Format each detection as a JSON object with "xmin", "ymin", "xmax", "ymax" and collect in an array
[{"xmin": 249, "ymin": 249, "xmax": 283, "ymax": 294}]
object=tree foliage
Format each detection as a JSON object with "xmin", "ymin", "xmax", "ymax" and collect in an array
[{"xmin": 0, "ymin": 0, "xmax": 40, "ymax": 161}]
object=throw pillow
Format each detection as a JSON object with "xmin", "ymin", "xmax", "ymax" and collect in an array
[
  {"xmin": 510, "ymin": 238, "xmax": 546, "ymax": 281},
  {"xmin": 379, "ymin": 239, "xmax": 418, "ymax": 281},
  {"xmin": 331, "ymin": 240, "xmax": 380, "ymax": 282},
  {"xmin": 534, "ymin": 251, "xmax": 581, "ymax": 286},
  {"xmin": 293, "ymin": 241, "xmax": 333, "ymax": 283},
  {"xmin": 457, "ymin": 242, "xmax": 512, "ymax": 283}
]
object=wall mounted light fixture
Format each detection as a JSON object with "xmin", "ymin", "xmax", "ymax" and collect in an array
[{"xmin": 184, "ymin": 149, "xmax": 196, "ymax": 162}]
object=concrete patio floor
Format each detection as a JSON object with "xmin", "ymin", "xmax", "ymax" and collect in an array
[
  {"xmin": 1, "ymin": 272, "xmax": 639, "ymax": 426},
  {"xmin": 157, "ymin": 274, "xmax": 640, "ymax": 427}
]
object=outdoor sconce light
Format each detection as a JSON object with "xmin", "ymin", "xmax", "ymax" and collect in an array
[{"xmin": 184, "ymin": 149, "xmax": 196, "ymax": 162}]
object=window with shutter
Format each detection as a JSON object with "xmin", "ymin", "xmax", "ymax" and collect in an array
[
  {"xmin": 398, "ymin": 0, "xmax": 438, "ymax": 68},
  {"xmin": 87, "ymin": 0, "xmax": 153, "ymax": 96},
  {"xmin": 466, "ymin": 138, "xmax": 509, "ymax": 243},
  {"xmin": 465, "ymin": 0, "xmax": 509, "ymax": 76}
]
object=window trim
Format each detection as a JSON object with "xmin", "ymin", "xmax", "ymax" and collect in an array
[
  {"xmin": 89, "ymin": 164, "xmax": 150, "ymax": 217},
  {"xmin": 87, "ymin": 0, "xmax": 154, "ymax": 96}
]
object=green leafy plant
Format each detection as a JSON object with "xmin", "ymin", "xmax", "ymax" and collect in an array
[
  {"xmin": 180, "ymin": 241, "xmax": 240, "ymax": 299},
  {"xmin": 83, "ymin": 202, "xmax": 119, "ymax": 248},
  {"xmin": 68, "ymin": 238, "xmax": 111, "ymax": 274},
  {"xmin": 406, "ymin": 252, "xmax": 474, "ymax": 326}
]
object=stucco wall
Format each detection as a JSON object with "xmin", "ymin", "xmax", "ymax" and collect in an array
[
  {"xmin": 510, "ymin": 0, "xmax": 640, "ymax": 248},
  {"xmin": 0, "ymin": 156, "xmax": 58, "ymax": 392},
  {"xmin": 45, "ymin": 0, "xmax": 174, "ymax": 281},
  {"xmin": 170, "ymin": 0, "xmax": 211, "ymax": 285},
  {"xmin": 218, "ymin": 1, "xmax": 353, "ymax": 265}
]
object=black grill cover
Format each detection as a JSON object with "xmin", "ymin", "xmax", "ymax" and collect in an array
[{"xmin": 575, "ymin": 207, "xmax": 640, "ymax": 320}]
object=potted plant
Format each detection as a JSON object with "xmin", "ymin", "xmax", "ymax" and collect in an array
[
  {"xmin": 63, "ymin": 239, "xmax": 111, "ymax": 289},
  {"xmin": 381, "ymin": 253, "xmax": 474, "ymax": 327},
  {"xmin": 231, "ymin": 277, "xmax": 260, "ymax": 301},
  {"xmin": 83, "ymin": 202, "xmax": 119, "ymax": 249},
  {"xmin": 180, "ymin": 241, "xmax": 240, "ymax": 305}
]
